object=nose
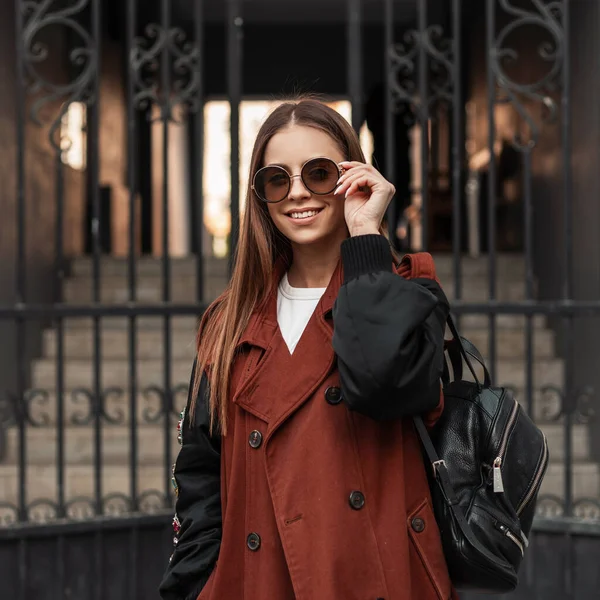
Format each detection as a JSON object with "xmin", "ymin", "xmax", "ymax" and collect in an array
[{"xmin": 287, "ymin": 174, "xmax": 311, "ymax": 202}]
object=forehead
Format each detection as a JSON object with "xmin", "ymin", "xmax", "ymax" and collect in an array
[{"xmin": 263, "ymin": 125, "xmax": 344, "ymax": 168}]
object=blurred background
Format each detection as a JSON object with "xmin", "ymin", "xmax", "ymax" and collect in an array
[{"xmin": 0, "ymin": 0, "xmax": 599, "ymax": 598}]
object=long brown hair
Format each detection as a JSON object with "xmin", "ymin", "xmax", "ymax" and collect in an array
[{"xmin": 191, "ymin": 97, "xmax": 392, "ymax": 434}]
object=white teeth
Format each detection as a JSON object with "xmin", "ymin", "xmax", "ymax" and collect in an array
[{"xmin": 289, "ymin": 210, "xmax": 319, "ymax": 220}]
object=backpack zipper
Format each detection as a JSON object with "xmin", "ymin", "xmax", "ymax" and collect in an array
[
  {"xmin": 492, "ymin": 400, "xmax": 520, "ymax": 493},
  {"xmin": 494, "ymin": 521, "xmax": 525, "ymax": 556},
  {"xmin": 516, "ymin": 434, "xmax": 549, "ymax": 516}
]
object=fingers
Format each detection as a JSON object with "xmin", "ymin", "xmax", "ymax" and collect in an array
[
  {"xmin": 335, "ymin": 165, "xmax": 391, "ymax": 198},
  {"xmin": 334, "ymin": 171, "xmax": 371, "ymax": 197},
  {"xmin": 344, "ymin": 175, "xmax": 373, "ymax": 199}
]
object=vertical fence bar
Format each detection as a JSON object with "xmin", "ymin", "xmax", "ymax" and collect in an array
[
  {"xmin": 13, "ymin": 0, "xmax": 27, "ymax": 527},
  {"xmin": 54, "ymin": 127, "xmax": 66, "ymax": 523},
  {"xmin": 90, "ymin": 0, "xmax": 103, "ymax": 518},
  {"xmin": 126, "ymin": 2, "xmax": 140, "ymax": 594},
  {"xmin": 194, "ymin": 0, "xmax": 205, "ymax": 304},
  {"xmin": 126, "ymin": 0, "xmax": 139, "ymax": 515},
  {"xmin": 384, "ymin": 0, "xmax": 396, "ymax": 240},
  {"xmin": 523, "ymin": 149, "xmax": 534, "ymax": 417},
  {"xmin": 485, "ymin": 0, "xmax": 497, "ymax": 380},
  {"xmin": 347, "ymin": 0, "xmax": 363, "ymax": 133},
  {"xmin": 418, "ymin": 0, "xmax": 429, "ymax": 251},
  {"xmin": 14, "ymin": 3, "xmax": 28, "ymax": 598},
  {"xmin": 561, "ymin": 0, "xmax": 573, "ymax": 520},
  {"xmin": 160, "ymin": 0, "xmax": 173, "ymax": 507},
  {"xmin": 89, "ymin": 2, "xmax": 104, "ymax": 597},
  {"xmin": 451, "ymin": 0, "xmax": 462, "ymax": 306},
  {"xmin": 228, "ymin": 0, "xmax": 242, "ymax": 272}
]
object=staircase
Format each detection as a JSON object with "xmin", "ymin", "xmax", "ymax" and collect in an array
[{"xmin": 0, "ymin": 254, "xmax": 597, "ymax": 520}]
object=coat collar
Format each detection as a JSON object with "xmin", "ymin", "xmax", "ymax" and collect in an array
[{"xmin": 231, "ymin": 257, "xmax": 344, "ymax": 435}]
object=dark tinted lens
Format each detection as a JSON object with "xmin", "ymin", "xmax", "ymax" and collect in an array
[
  {"xmin": 301, "ymin": 158, "xmax": 339, "ymax": 195},
  {"xmin": 254, "ymin": 166, "xmax": 290, "ymax": 202}
]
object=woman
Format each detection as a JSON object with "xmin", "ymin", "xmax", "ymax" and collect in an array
[{"xmin": 159, "ymin": 98, "xmax": 453, "ymax": 600}]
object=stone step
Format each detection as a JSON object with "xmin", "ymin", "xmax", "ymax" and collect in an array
[
  {"xmin": 68, "ymin": 254, "xmax": 528, "ymax": 280},
  {"xmin": 0, "ymin": 464, "xmax": 168, "ymax": 508},
  {"xmin": 29, "ymin": 357, "xmax": 566, "ymax": 391},
  {"xmin": 41, "ymin": 327, "xmax": 556, "ymax": 360},
  {"xmin": 67, "ymin": 256, "xmax": 228, "ymax": 278},
  {"xmin": 0, "ymin": 461, "xmax": 595, "ymax": 512},
  {"xmin": 3, "ymin": 425, "xmax": 181, "ymax": 466},
  {"xmin": 62, "ymin": 277, "xmax": 227, "ymax": 305},
  {"xmin": 61, "ymin": 275, "xmax": 530, "ymax": 304},
  {"xmin": 456, "ymin": 314, "xmax": 548, "ymax": 329},
  {"xmin": 62, "ymin": 316, "xmax": 200, "ymax": 331},
  {"xmin": 1, "ymin": 421, "xmax": 587, "ymax": 466}
]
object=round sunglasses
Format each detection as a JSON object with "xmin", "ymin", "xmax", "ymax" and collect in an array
[{"xmin": 252, "ymin": 157, "xmax": 344, "ymax": 204}]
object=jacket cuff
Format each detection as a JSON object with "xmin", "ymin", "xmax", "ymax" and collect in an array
[{"xmin": 341, "ymin": 234, "xmax": 393, "ymax": 283}]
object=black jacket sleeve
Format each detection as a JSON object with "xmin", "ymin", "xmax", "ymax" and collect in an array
[
  {"xmin": 159, "ymin": 362, "xmax": 222, "ymax": 600},
  {"xmin": 332, "ymin": 234, "xmax": 450, "ymax": 421}
]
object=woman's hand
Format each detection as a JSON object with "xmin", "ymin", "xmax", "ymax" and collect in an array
[{"xmin": 334, "ymin": 161, "xmax": 396, "ymax": 237}]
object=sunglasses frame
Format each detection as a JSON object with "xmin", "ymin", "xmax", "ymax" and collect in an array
[{"xmin": 251, "ymin": 157, "xmax": 345, "ymax": 204}]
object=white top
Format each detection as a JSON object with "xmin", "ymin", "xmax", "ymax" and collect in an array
[{"xmin": 277, "ymin": 272, "xmax": 327, "ymax": 354}]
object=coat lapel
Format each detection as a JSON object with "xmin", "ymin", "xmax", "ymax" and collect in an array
[{"xmin": 233, "ymin": 259, "xmax": 343, "ymax": 439}]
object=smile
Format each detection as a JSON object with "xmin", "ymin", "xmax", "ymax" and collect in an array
[{"xmin": 286, "ymin": 208, "xmax": 323, "ymax": 220}]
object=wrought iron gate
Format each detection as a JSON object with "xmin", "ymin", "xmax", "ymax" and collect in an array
[{"xmin": 0, "ymin": 0, "xmax": 599, "ymax": 598}]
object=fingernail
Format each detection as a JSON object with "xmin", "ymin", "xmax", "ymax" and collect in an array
[{"xmin": 334, "ymin": 186, "xmax": 342, "ymax": 195}]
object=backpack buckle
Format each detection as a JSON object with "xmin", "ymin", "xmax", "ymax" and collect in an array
[{"xmin": 432, "ymin": 459, "xmax": 446, "ymax": 477}]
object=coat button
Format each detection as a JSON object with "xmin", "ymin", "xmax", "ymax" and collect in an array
[
  {"xmin": 248, "ymin": 430, "xmax": 263, "ymax": 449},
  {"xmin": 325, "ymin": 386, "xmax": 342, "ymax": 405},
  {"xmin": 349, "ymin": 490, "xmax": 365, "ymax": 510},
  {"xmin": 411, "ymin": 517, "xmax": 425, "ymax": 533},
  {"xmin": 247, "ymin": 532, "xmax": 261, "ymax": 551}
]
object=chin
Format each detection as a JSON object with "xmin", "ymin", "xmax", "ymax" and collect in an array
[{"xmin": 278, "ymin": 224, "xmax": 348, "ymax": 248}]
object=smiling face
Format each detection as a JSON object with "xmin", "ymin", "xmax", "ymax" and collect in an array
[{"xmin": 262, "ymin": 125, "xmax": 349, "ymax": 250}]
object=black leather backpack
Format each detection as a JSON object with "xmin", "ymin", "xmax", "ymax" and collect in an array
[{"xmin": 413, "ymin": 316, "xmax": 549, "ymax": 593}]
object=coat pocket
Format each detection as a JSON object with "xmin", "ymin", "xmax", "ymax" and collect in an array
[{"xmin": 407, "ymin": 497, "xmax": 452, "ymax": 600}]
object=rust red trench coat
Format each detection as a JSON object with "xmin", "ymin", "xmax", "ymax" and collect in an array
[{"xmin": 161, "ymin": 235, "xmax": 458, "ymax": 600}]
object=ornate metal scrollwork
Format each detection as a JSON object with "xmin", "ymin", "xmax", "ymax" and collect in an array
[
  {"xmin": 141, "ymin": 384, "xmax": 169, "ymax": 423},
  {"xmin": 27, "ymin": 498, "xmax": 60, "ymax": 523},
  {"xmin": 535, "ymin": 494, "xmax": 565, "ymax": 518},
  {"xmin": 131, "ymin": 22, "xmax": 201, "ymax": 121},
  {"xmin": 103, "ymin": 493, "xmax": 133, "ymax": 517},
  {"xmin": 491, "ymin": 0, "xmax": 564, "ymax": 150},
  {"xmin": 388, "ymin": 23, "xmax": 455, "ymax": 126},
  {"xmin": 138, "ymin": 489, "xmax": 168, "ymax": 513},
  {"xmin": 20, "ymin": 0, "xmax": 96, "ymax": 147},
  {"xmin": 0, "ymin": 503, "xmax": 19, "ymax": 526},
  {"xmin": 23, "ymin": 389, "xmax": 52, "ymax": 427},
  {"xmin": 69, "ymin": 387, "xmax": 127, "ymax": 426},
  {"xmin": 141, "ymin": 383, "xmax": 189, "ymax": 423},
  {"xmin": 539, "ymin": 385, "xmax": 597, "ymax": 423},
  {"xmin": 65, "ymin": 496, "xmax": 96, "ymax": 520}
]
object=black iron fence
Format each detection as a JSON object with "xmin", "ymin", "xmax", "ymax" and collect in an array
[{"xmin": 0, "ymin": 0, "xmax": 599, "ymax": 598}]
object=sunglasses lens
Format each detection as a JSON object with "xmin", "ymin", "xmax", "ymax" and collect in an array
[
  {"xmin": 254, "ymin": 166, "xmax": 289, "ymax": 203},
  {"xmin": 302, "ymin": 158, "xmax": 339, "ymax": 195}
]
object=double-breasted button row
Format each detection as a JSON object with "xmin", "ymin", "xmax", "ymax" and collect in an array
[
  {"xmin": 247, "ymin": 532, "xmax": 261, "ymax": 551},
  {"xmin": 248, "ymin": 430, "xmax": 263, "ymax": 449},
  {"xmin": 325, "ymin": 386, "xmax": 342, "ymax": 405}
]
